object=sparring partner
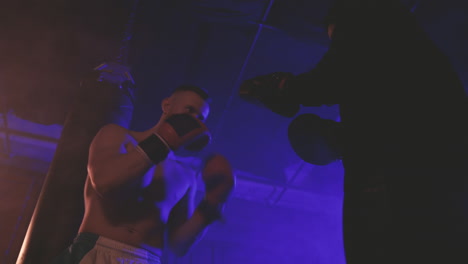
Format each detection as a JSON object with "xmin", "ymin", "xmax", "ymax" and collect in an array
[
  {"xmin": 52, "ymin": 64, "xmax": 235, "ymax": 264},
  {"xmin": 239, "ymin": 0, "xmax": 467, "ymax": 263}
]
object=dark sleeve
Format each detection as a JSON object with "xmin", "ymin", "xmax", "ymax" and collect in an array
[{"xmin": 288, "ymin": 35, "xmax": 352, "ymax": 107}]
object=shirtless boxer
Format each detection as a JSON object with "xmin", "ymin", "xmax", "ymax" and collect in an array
[{"xmin": 51, "ymin": 68, "xmax": 235, "ymax": 263}]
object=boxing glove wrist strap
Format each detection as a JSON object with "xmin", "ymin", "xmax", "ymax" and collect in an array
[
  {"xmin": 197, "ymin": 199, "xmax": 223, "ymax": 224},
  {"xmin": 136, "ymin": 133, "xmax": 170, "ymax": 164}
]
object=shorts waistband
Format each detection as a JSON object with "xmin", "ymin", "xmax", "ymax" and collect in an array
[{"xmin": 75, "ymin": 233, "xmax": 162, "ymax": 261}]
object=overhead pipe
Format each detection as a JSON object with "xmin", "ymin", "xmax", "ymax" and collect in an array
[
  {"xmin": 212, "ymin": 0, "xmax": 276, "ymax": 139},
  {"xmin": 272, "ymin": 161, "xmax": 307, "ymax": 206},
  {"xmin": 207, "ymin": 0, "xmax": 314, "ymax": 198}
]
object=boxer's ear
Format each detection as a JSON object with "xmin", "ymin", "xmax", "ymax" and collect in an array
[
  {"xmin": 328, "ymin": 24, "xmax": 336, "ymax": 40},
  {"xmin": 161, "ymin": 98, "xmax": 171, "ymax": 113}
]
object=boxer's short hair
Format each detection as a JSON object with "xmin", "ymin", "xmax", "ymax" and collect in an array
[{"xmin": 173, "ymin": 85, "xmax": 211, "ymax": 103}]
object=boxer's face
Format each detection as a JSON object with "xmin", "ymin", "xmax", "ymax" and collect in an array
[{"xmin": 162, "ymin": 91, "xmax": 210, "ymax": 122}]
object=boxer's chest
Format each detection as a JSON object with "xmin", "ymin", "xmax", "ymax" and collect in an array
[{"xmin": 146, "ymin": 158, "xmax": 195, "ymax": 220}]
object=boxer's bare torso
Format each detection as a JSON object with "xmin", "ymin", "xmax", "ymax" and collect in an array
[{"xmin": 79, "ymin": 125, "xmax": 197, "ymax": 255}]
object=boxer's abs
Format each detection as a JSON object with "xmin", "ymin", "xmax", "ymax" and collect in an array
[
  {"xmin": 79, "ymin": 180, "xmax": 166, "ymax": 253},
  {"xmin": 79, "ymin": 218, "xmax": 164, "ymax": 253},
  {"xmin": 79, "ymin": 156, "xmax": 193, "ymax": 254}
]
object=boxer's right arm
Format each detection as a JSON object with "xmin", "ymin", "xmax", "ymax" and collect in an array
[
  {"xmin": 89, "ymin": 115, "xmax": 210, "ymax": 196},
  {"xmin": 88, "ymin": 124, "xmax": 156, "ymax": 196}
]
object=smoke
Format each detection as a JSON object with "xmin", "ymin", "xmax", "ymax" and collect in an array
[{"xmin": 1, "ymin": 0, "xmax": 133, "ymax": 125}]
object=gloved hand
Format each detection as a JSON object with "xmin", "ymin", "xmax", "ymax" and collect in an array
[
  {"xmin": 201, "ymin": 154, "xmax": 235, "ymax": 206},
  {"xmin": 156, "ymin": 114, "xmax": 211, "ymax": 152},
  {"xmin": 239, "ymin": 72, "xmax": 300, "ymax": 117},
  {"xmin": 138, "ymin": 114, "xmax": 211, "ymax": 164},
  {"xmin": 196, "ymin": 154, "xmax": 235, "ymax": 224},
  {"xmin": 288, "ymin": 114, "xmax": 344, "ymax": 165}
]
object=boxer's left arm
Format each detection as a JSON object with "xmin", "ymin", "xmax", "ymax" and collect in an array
[
  {"xmin": 166, "ymin": 181, "xmax": 209, "ymax": 257},
  {"xmin": 167, "ymin": 154, "xmax": 235, "ymax": 256}
]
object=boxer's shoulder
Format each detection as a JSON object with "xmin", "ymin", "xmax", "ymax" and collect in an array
[
  {"xmin": 92, "ymin": 123, "xmax": 134, "ymax": 147},
  {"xmin": 98, "ymin": 123, "xmax": 130, "ymax": 136}
]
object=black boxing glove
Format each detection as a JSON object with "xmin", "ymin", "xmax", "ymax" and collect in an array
[
  {"xmin": 239, "ymin": 72, "xmax": 300, "ymax": 117},
  {"xmin": 161, "ymin": 114, "xmax": 211, "ymax": 151},
  {"xmin": 288, "ymin": 114, "xmax": 344, "ymax": 165},
  {"xmin": 197, "ymin": 154, "xmax": 235, "ymax": 224},
  {"xmin": 138, "ymin": 114, "xmax": 211, "ymax": 164}
]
